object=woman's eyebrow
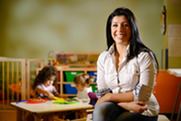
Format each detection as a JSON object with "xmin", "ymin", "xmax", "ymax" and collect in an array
[{"xmin": 112, "ymin": 21, "xmax": 129, "ymax": 23}]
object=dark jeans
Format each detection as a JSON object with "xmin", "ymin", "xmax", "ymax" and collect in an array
[{"xmin": 92, "ymin": 102, "xmax": 158, "ymax": 121}]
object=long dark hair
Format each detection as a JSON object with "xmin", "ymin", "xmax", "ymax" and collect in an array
[
  {"xmin": 106, "ymin": 7, "xmax": 159, "ymax": 71},
  {"xmin": 32, "ymin": 65, "xmax": 58, "ymax": 89}
]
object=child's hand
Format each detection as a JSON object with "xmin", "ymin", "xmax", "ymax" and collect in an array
[{"xmin": 47, "ymin": 92, "xmax": 54, "ymax": 99}]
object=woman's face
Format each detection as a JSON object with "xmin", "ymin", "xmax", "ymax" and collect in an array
[
  {"xmin": 44, "ymin": 75, "xmax": 56, "ymax": 87},
  {"xmin": 111, "ymin": 15, "xmax": 131, "ymax": 45}
]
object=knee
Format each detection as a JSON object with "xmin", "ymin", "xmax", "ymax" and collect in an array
[
  {"xmin": 93, "ymin": 104, "xmax": 103, "ymax": 117},
  {"xmin": 92, "ymin": 103, "xmax": 107, "ymax": 121},
  {"xmin": 93, "ymin": 102, "xmax": 115, "ymax": 120}
]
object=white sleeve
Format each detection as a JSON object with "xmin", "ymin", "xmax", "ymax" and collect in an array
[
  {"xmin": 133, "ymin": 52, "xmax": 157, "ymax": 102},
  {"xmin": 53, "ymin": 86, "xmax": 58, "ymax": 95},
  {"xmin": 97, "ymin": 52, "xmax": 109, "ymax": 90},
  {"xmin": 37, "ymin": 84, "xmax": 44, "ymax": 89}
]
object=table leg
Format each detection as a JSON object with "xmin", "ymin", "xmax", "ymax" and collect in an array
[
  {"xmin": 33, "ymin": 113, "xmax": 54, "ymax": 121},
  {"xmin": 171, "ymin": 82, "xmax": 181, "ymax": 121},
  {"xmin": 16, "ymin": 109, "xmax": 22, "ymax": 121},
  {"xmin": 33, "ymin": 114, "xmax": 42, "ymax": 121},
  {"xmin": 75, "ymin": 110, "xmax": 87, "ymax": 119},
  {"xmin": 176, "ymin": 102, "xmax": 181, "ymax": 121},
  {"xmin": 47, "ymin": 113, "xmax": 54, "ymax": 121}
]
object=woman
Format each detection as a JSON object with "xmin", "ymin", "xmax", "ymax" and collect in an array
[{"xmin": 93, "ymin": 7, "xmax": 159, "ymax": 121}]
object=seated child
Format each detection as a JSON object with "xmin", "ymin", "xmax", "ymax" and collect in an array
[
  {"xmin": 32, "ymin": 65, "xmax": 61, "ymax": 99},
  {"xmin": 26, "ymin": 65, "xmax": 61, "ymax": 121},
  {"xmin": 73, "ymin": 73, "xmax": 98, "ymax": 105}
]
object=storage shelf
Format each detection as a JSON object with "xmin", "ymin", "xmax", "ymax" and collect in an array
[
  {"xmin": 62, "ymin": 94, "xmax": 77, "ymax": 97},
  {"xmin": 61, "ymin": 67, "xmax": 97, "ymax": 71},
  {"xmin": 62, "ymin": 82, "xmax": 74, "ymax": 84},
  {"xmin": 60, "ymin": 67, "xmax": 97, "ymax": 97},
  {"xmin": 37, "ymin": 66, "xmax": 97, "ymax": 97}
]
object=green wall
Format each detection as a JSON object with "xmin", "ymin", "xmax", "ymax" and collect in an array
[
  {"xmin": 0, "ymin": 0, "xmax": 164, "ymax": 67},
  {"xmin": 162, "ymin": 0, "xmax": 181, "ymax": 68}
]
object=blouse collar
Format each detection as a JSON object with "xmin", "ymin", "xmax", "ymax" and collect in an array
[{"xmin": 108, "ymin": 43, "xmax": 130, "ymax": 56}]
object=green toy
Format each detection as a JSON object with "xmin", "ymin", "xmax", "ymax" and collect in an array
[{"xmin": 52, "ymin": 97, "xmax": 78, "ymax": 104}]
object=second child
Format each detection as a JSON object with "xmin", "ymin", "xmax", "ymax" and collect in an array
[{"xmin": 73, "ymin": 73, "xmax": 98, "ymax": 105}]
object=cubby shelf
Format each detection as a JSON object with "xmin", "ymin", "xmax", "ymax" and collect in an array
[
  {"xmin": 59, "ymin": 67, "xmax": 97, "ymax": 97},
  {"xmin": 37, "ymin": 66, "xmax": 97, "ymax": 97}
]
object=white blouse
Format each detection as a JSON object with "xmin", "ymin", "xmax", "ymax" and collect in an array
[
  {"xmin": 97, "ymin": 44, "xmax": 159, "ymax": 116},
  {"xmin": 77, "ymin": 86, "xmax": 92, "ymax": 104},
  {"xmin": 36, "ymin": 84, "xmax": 58, "ymax": 97}
]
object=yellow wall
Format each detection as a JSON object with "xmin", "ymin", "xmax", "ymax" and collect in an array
[
  {"xmin": 162, "ymin": 0, "xmax": 181, "ymax": 68},
  {"xmin": 0, "ymin": 0, "xmax": 164, "ymax": 67}
]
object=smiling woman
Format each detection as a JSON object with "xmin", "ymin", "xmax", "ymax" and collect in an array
[
  {"xmin": 93, "ymin": 7, "xmax": 159, "ymax": 121},
  {"xmin": 111, "ymin": 16, "xmax": 131, "ymax": 46},
  {"xmin": 111, "ymin": 15, "xmax": 132, "ymax": 64}
]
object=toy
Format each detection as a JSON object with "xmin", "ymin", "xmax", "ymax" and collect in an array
[
  {"xmin": 16, "ymin": 98, "xmax": 47, "ymax": 104},
  {"xmin": 52, "ymin": 97, "xmax": 78, "ymax": 104},
  {"xmin": 26, "ymin": 98, "xmax": 47, "ymax": 104}
]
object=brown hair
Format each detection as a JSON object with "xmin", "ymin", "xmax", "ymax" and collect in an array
[
  {"xmin": 73, "ymin": 73, "xmax": 91, "ymax": 86},
  {"xmin": 32, "ymin": 65, "xmax": 57, "ymax": 89}
]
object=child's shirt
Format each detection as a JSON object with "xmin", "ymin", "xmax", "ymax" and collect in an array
[
  {"xmin": 36, "ymin": 84, "xmax": 58, "ymax": 98},
  {"xmin": 77, "ymin": 86, "xmax": 92, "ymax": 103}
]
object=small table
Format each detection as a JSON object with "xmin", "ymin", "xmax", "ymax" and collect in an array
[
  {"xmin": 168, "ymin": 69, "xmax": 181, "ymax": 77},
  {"xmin": 168, "ymin": 69, "xmax": 181, "ymax": 121},
  {"xmin": 11, "ymin": 101, "xmax": 93, "ymax": 121}
]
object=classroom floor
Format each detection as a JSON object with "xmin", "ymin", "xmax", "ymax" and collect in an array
[{"xmin": 1, "ymin": 109, "xmax": 178, "ymax": 121}]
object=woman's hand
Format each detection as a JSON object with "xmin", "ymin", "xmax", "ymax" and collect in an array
[
  {"xmin": 95, "ymin": 93, "xmax": 112, "ymax": 107},
  {"xmin": 118, "ymin": 101, "xmax": 147, "ymax": 114}
]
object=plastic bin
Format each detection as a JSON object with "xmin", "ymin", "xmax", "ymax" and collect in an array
[
  {"xmin": 90, "ymin": 85, "xmax": 98, "ymax": 93},
  {"xmin": 64, "ymin": 84, "xmax": 77, "ymax": 94},
  {"xmin": 88, "ymin": 71, "xmax": 97, "ymax": 82},
  {"xmin": 64, "ymin": 71, "xmax": 83, "ymax": 82}
]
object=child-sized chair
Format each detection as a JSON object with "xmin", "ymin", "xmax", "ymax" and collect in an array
[{"xmin": 88, "ymin": 92, "xmax": 98, "ymax": 106}]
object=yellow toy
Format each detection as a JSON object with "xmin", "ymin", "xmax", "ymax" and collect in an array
[{"xmin": 52, "ymin": 97, "xmax": 78, "ymax": 104}]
